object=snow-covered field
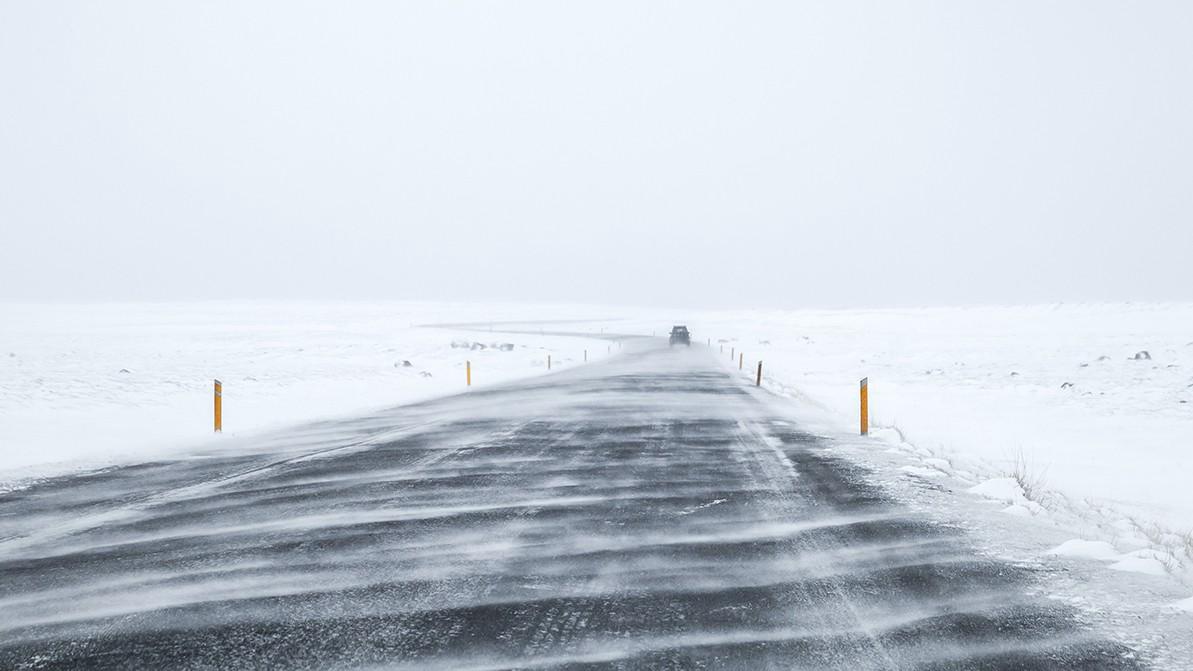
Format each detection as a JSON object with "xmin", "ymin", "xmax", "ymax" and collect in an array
[
  {"xmin": 0, "ymin": 302, "xmax": 620, "ymax": 483},
  {"xmin": 3, "ymin": 300, "xmax": 1191, "ymax": 612},
  {"xmin": 687, "ymin": 303, "xmax": 1193, "ymax": 593}
]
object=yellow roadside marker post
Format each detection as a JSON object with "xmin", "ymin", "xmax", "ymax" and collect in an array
[
  {"xmin": 467, "ymin": 361, "xmax": 471, "ymax": 387},
  {"xmin": 860, "ymin": 377, "xmax": 869, "ymax": 435},
  {"xmin": 213, "ymin": 379, "xmax": 222, "ymax": 433}
]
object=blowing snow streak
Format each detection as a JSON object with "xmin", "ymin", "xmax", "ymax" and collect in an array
[{"xmin": 0, "ymin": 341, "xmax": 1138, "ymax": 669}]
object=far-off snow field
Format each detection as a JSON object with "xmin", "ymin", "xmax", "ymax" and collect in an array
[{"xmin": 2, "ymin": 301, "xmax": 1191, "ymax": 602}]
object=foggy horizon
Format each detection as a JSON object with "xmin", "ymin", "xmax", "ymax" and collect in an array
[{"xmin": 3, "ymin": 1, "xmax": 1191, "ymax": 309}]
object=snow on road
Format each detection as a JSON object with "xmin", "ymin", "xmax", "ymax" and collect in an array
[
  {"xmin": 3, "ymin": 300, "xmax": 1192, "ymax": 658},
  {"xmin": 0, "ymin": 343, "xmax": 1150, "ymax": 669}
]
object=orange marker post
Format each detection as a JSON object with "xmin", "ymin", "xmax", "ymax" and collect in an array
[
  {"xmin": 213, "ymin": 379, "xmax": 222, "ymax": 433},
  {"xmin": 860, "ymin": 377, "xmax": 869, "ymax": 435},
  {"xmin": 466, "ymin": 361, "xmax": 471, "ymax": 386}
]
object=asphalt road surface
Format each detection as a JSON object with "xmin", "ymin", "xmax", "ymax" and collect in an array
[{"xmin": 0, "ymin": 342, "xmax": 1141, "ymax": 669}]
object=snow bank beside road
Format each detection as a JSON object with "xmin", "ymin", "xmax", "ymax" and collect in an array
[
  {"xmin": 689, "ymin": 303, "xmax": 1193, "ymax": 582},
  {"xmin": 0, "ymin": 301, "xmax": 618, "ymax": 483}
]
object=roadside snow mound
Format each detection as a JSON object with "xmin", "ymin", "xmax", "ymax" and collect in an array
[
  {"xmin": 1045, "ymin": 539, "xmax": 1119, "ymax": 560},
  {"xmin": 968, "ymin": 477, "xmax": 1045, "ymax": 516},
  {"xmin": 1108, "ymin": 549, "xmax": 1171, "ymax": 576}
]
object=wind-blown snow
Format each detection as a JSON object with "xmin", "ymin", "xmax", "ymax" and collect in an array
[{"xmin": 4, "ymin": 300, "xmax": 1192, "ymax": 627}]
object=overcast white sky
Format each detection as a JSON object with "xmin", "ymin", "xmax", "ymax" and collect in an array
[{"xmin": 2, "ymin": 1, "xmax": 1191, "ymax": 308}]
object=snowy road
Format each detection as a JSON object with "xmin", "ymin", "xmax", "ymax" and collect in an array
[{"xmin": 0, "ymin": 342, "xmax": 1141, "ymax": 669}]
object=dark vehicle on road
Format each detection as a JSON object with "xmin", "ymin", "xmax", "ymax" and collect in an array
[{"xmin": 669, "ymin": 325, "xmax": 691, "ymax": 346}]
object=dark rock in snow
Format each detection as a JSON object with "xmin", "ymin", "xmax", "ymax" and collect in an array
[
  {"xmin": 118, "ymin": 368, "xmax": 131, "ymax": 374},
  {"xmin": 419, "ymin": 371, "xmax": 432, "ymax": 377},
  {"xmin": 470, "ymin": 342, "xmax": 487, "ymax": 350},
  {"xmin": 400, "ymin": 360, "xmax": 413, "ymax": 367},
  {"xmin": 1009, "ymin": 371, "xmax": 1020, "ymax": 377},
  {"xmin": 1079, "ymin": 363, "xmax": 1089, "ymax": 368},
  {"xmin": 1097, "ymin": 355, "xmax": 1111, "ymax": 361},
  {"xmin": 497, "ymin": 343, "xmax": 515, "ymax": 351},
  {"xmin": 1060, "ymin": 382, "xmax": 1074, "ymax": 389},
  {"xmin": 1131, "ymin": 351, "xmax": 1151, "ymax": 360}
]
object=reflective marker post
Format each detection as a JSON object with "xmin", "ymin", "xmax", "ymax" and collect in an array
[
  {"xmin": 756, "ymin": 362, "xmax": 763, "ymax": 387},
  {"xmin": 860, "ymin": 377, "xmax": 869, "ymax": 435},
  {"xmin": 213, "ymin": 379, "xmax": 222, "ymax": 433},
  {"xmin": 466, "ymin": 361, "xmax": 471, "ymax": 386}
]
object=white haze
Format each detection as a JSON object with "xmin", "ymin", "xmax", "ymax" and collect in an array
[{"xmin": 2, "ymin": 1, "xmax": 1192, "ymax": 308}]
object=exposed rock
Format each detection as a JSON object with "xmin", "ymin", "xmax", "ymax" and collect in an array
[
  {"xmin": 419, "ymin": 371, "xmax": 433, "ymax": 377},
  {"xmin": 450, "ymin": 341, "xmax": 470, "ymax": 349},
  {"xmin": 1132, "ymin": 350, "xmax": 1151, "ymax": 360},
  {"xmin": 496, "ymin": 343, "xmax": 515, "ymax": 351},
  {"xmin": 118, "ymin": 368, "xmax": 131, "ymax": 374},
  {"xmin": 401, "ymin": 360, "xmax": 413, "ymax": 367},
  {"xmin": 1061, "ymin": 382, "xmax": 1074, "ymax": 389}
]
